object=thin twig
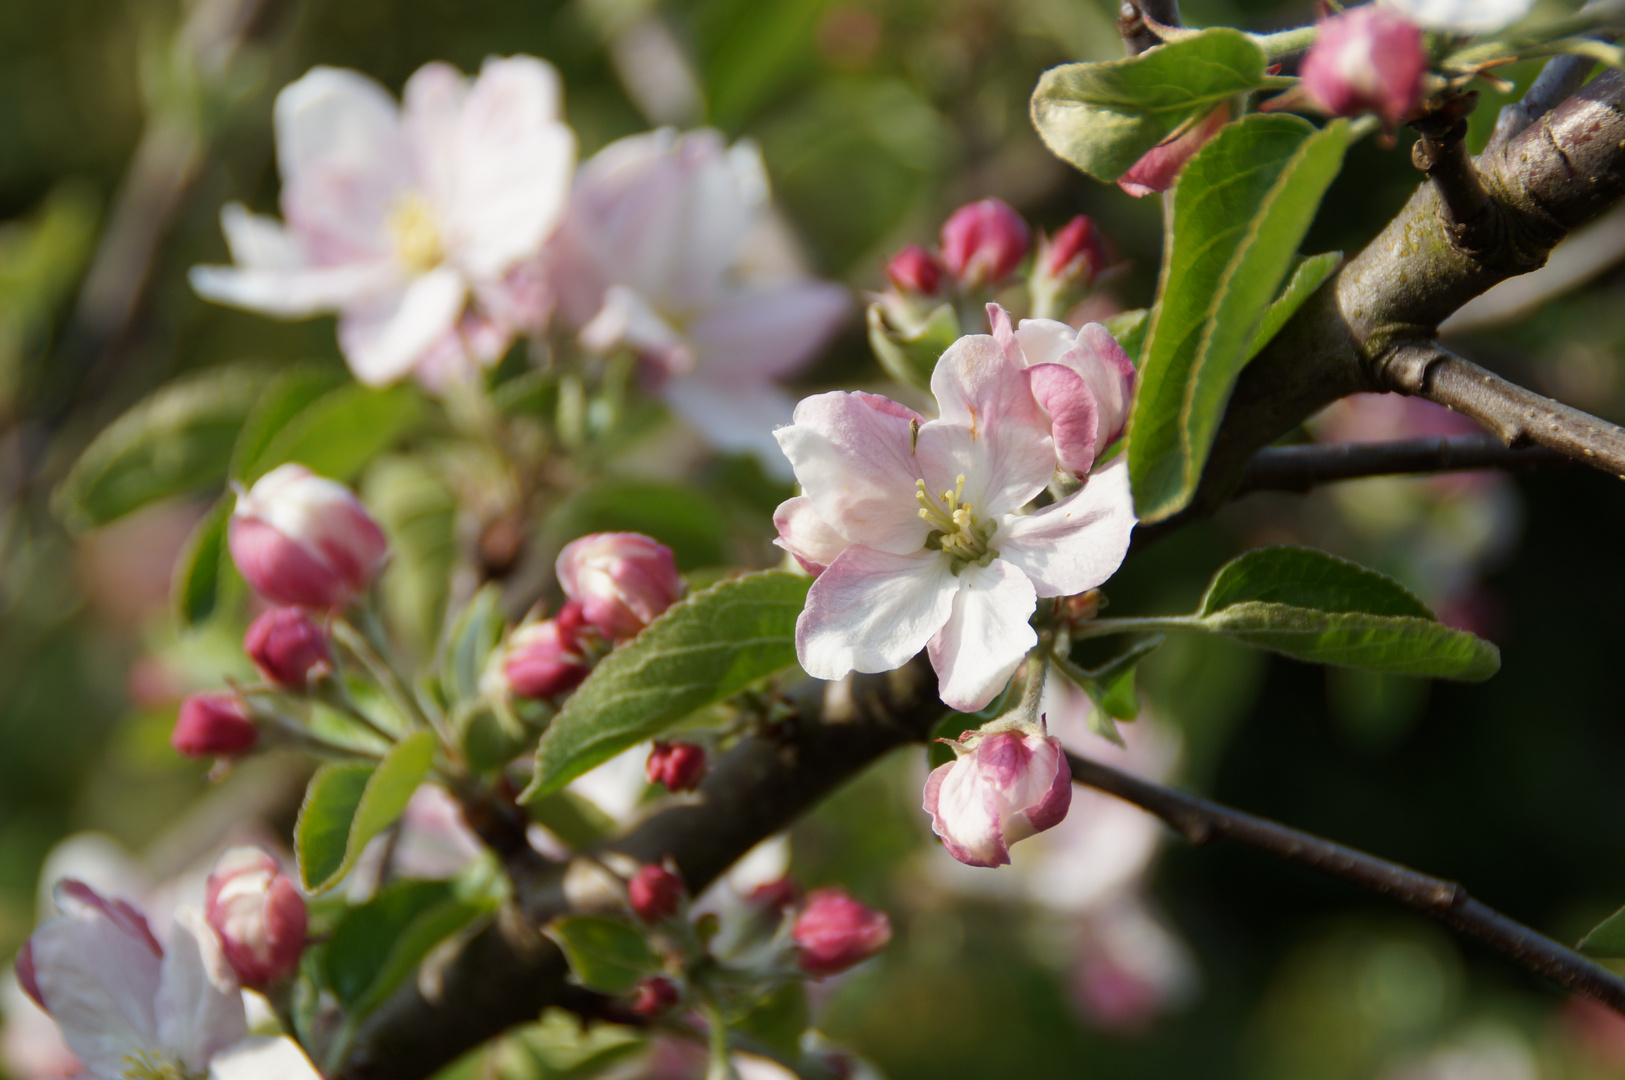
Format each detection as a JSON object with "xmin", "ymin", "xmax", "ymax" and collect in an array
[
  {"xmin": 1237, "ymin": 435, "xmax": 1571, "ymax": 494},
  {"xmin": 1065, "ymin": 752, "xmax": 1625, "ymax": 1012},
  {"xmin": 1118, "ymin": 0, "xmax": 1182, "ymax": 56}
]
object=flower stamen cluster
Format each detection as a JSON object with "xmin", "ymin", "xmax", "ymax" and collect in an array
[
  {"xmin": 915, "ymin": 475, "xmax": 996, "ymax": 571},
  {"xmin": 119, "ymin": 1050, "xmax": 194, "ymax": 1080}
]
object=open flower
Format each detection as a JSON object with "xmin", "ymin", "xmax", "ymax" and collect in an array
[
  {"xmin": 22, "ymin": 881, "xmax": 319, "ymax": 1080},
  {"xmin": 774, "ymin": 333, "xmax": 1136, "ymax": 711},
  {"xmin": 191, "ymin": 57, "xmax": 575, "ymax": 388},
  {"xmin": 924, "ymin": 716, "xmax": 1072, "ymax": 868},
  {"xmin": 549, "ymin": 127, "xmax": 849, "ymax": 475}
]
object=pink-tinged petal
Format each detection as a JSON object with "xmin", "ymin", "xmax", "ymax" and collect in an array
[
  {"xmin": 337, "ymin": 267, "xmax": 466, "ymax": 386},
  {"xmin": 1006, "ymin": 737, "xmax": 1072, "ymax": 841},
  {"xmin": 1011, "ymin": 317, "xmax": 1077, "ymax": 368},
  {"xmin": 663, "ymin": 377, "xmax": 796, "ymax": 479},
  {"xmin": 228, "ymin": 517, "xmax": 351, "ymax": 610},
  {"xmin": 773, "ymin": 496, "xmax": 851, "ymax": 577},
  {"xmin": 775, "ymin": 391, "xmax": 931, "ymax": 555},
  {"xmin": 207, "ymin": 1036, "xmax": 324, "ymax": 1080},
  {"xmin": 401, "ymin": 62, "xmax": 468, "ymax": 217},
  {"xmin": 219, "ymin": 205, "xmax": 302, "ymax": 269},
  {"xmin": 1301, "ymin": 7, "xmax": 1426, "ymax": 127},
  {"xmin": 1117, "ymin": 106, "xmax": 1229, "ymax": 198},
  {"xmin": 923, "ymin": 335, "xmax": 1056, "ymax": 518},
  {"xmin": 927, "ymin": 561, "xmax": 1037, "ymax": 711},
  {"xmin": 685, "ymin": 280, "xmax": 850, "ymax": 382},
  {"xmin": 155, "ymin": 909, "xmax": 247, "ymax": 1074},
  {"xmin": 797, "ymin": 546, "xmax": 956, "ymax": 681},
  {"xmin": 1071, "ymin": 324, "xmax": 1136, "ymax": 447},
  {"xmin": 986, "ymin": 302, "xmax": 1016, "ymax": 353},
  {"xmin": 579, "ymin": 285, "xmax": 689, "ymax": 370},
  {"xmin": 189, "ymin": 260, "xmax": 400, "ymax": 319},
  {"xmin": 924, "ymin": 759, "xmax": 1009, "ymax": 868},
  {"xmin": 1026, "ymin": 363, "xmax": 1101, "ymax": 475},
  {"xmin": 998, "ymin": 458, "xmax": 1135, "ymax": 597}
]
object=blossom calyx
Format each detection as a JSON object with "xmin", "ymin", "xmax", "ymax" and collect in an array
[
  {"xmin": 1302, "ymin": 6, "xmax": 1427, "ymax": 129},
  {"xmin": 204, "ymin": 847, "xmax": 308, "ymax": 988},
  {"xmin": 791, "ymin": 888, "xmax": 892, "ymax": 976},
  {"xmin": 171, "ymin": 692, "xmax": 260, "ymax": 758},
  {"xmin": 557, "ymin": 532, "xmax": 684, "ymax": 640},
  {"xmin": 229, "ymin": 463, "xmax": 389, "ymax": 609},
  {"xmin": 628, "ymin": 862, "xmax": 685, "ymax": 922},
  {"xmin": 939, "ymin": 198, "xmax": 1030, "ymax": 290},
  {"xmin": 646, "ymin": 741, "xmax": 707, "ymax": 792},
  {"xmin": 502, "ymin": 603, "xmax": 591, "ymax": 699},
  {"xmin": 923, "ymin": 714, "xmax": 1072, "ymax": 868},
  {"xmin": 244, "ymin": 607, "xmax": 332, "ymax": 690}
]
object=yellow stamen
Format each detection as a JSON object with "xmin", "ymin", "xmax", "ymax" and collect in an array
[
  {"xmin": 914, "ymin": 473, "xmax": 997, "ymax": 571},
  {"xmin": 387, "ymin": 192, "xmax": 443, "ymax": 273}
]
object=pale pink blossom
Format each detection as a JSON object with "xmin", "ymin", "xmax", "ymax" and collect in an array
[
  {"xmin": 548, "ymin": 128, "xmax": 849, "ymax": 475},
  {"xmin": 988, "ymin": 303, "xmax": 1136, "ymax": 477},
  {"xmin": 191, "ymin": 57, "xmax": 575, "ymax": 388},
  {"xmin": 203, "ymin": 849, "xmax": 307, "ymax": 989},
  {"xmin": 774, "ymin": 336, "xmax": 1135, "ymax": 710},
  {"xmin": 1302, "ymin": 6, "xmax": 1427, "ymax": 128},
  {"xmin": 924, "ymin": 718, "xmax": 1072, "ymax": 867},
  {"xmin": 556, "ymin": 532, "xmax": 684, "ymax": 640},
  {"xmin": 229, "ymin": 464, "xmax": 389, "ymax": 610}
]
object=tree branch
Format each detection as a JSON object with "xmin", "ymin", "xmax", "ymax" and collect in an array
[
  {"xmin": 1236, "ymin": 434, "xmax": 1571, "ymax": 494},
  {"xmin": 1118, "ymin": 0, "xmax": 1182, "ymax": 56},
  {"xmin": 1065, "ymin": 752, "xmax": 1625, "ymax": 1011}
]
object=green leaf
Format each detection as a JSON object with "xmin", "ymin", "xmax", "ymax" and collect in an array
[
  {"xmin": 365, "ymin": 457, "xmax": 458, "ymax": 653},
  {"xmin": 230, "ymin": 367, "xmax": 345, "ymax": 482},
  {"xmin": 441, "ymin": 585, "xmax": 506, "ymax": 707},
  {"xmin": 546, "ymin": 916, "xmax": 658, "ymax": 994},
  {"xmin": 1246, "ymin": 251, "xmax": 1342, "ymax": 361},
  {"xmin": 526, "ymin": 790, "xmax": 618, "ymax": 851},
  {"xmin": 352, "ymin": 898, "xmax": 491, "ymax": 1019},
  {"xmin": 1130, "ymin": 115, "xmax": 1351, "ymax": 522},
  {"xmin": 1579, "ymin": 904, "xmax": 1625, "ymax": 957},
  {"xmin": 478, "ymin": 1010, "xmax": 645, "ymax": 1080},
  {"xmin": 733, "ymin": 982, "xmax": 809, "ymax": 1057},
  {"xmin": 54, "ymin": 362, "xmax": 272, "ymax": 532},
  {"xmin": 866, "ymin": 300, "xmax": 960, "ymax": 391},
  {"xmin": 1194, "ymin": 547, "xmax": 1499, "ymax": 680},
  {"xmin": 1031, "ymin": 29, "xmax": 1266, "ymax": 182},
  {"xmin": 170, "ymin": 497, "xmax": 235, "ymax": 627},
  {"xmin": 325, "ymin": 880, "xmax": 454, "ymax": 1004},
  {"xmin": 525, "ymin": 571, "xmax": 808, "ymax": 800},
  {"xmin": 295, "ymin": 732, "xmax": 438, "ymax": 892},
  {"xmin": 244, "ymin": 382, "xmax": 424, "ymax": 483}
]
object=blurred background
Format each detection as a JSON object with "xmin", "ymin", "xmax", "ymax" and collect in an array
[{"xmin": 6, "ymin": 0, "xmax": 1625, "ymax": 1077}]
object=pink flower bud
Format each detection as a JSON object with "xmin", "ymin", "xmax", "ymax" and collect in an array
[
  {"xmin": 1118, "ymin": 106, "xmax": 1229, "ymax": 198},
  {"xmin": 646, "ymin": 741, "xmax": 706, "ymax": 792},
  {"xmin": 629, "ymin": 976, "xmax": 681, "ymax": 1017},
  {"xmin": 204, "ymin": 847, "xmax": 307, "ymax": 988},
  {"xmin": 628, "ymin": 863, "xmax": 684, "ymax": 922},
  {"xmin": 556, "ymin": 533, "xmax": 684, "ymax": 641},
  {"xmin": 791, "ymin": 888, "xmax": 892, "ymax": 976},
  {"xmin": 229, "ymin": 464, "xmax": 389, "ymax": 609},
  {"xmin": 922, "ymin": 723, "xmax": 1072, "ymax": 868},
  {"xmin": 939, "ymin": 199, "xmax": 1030, "ymax": 289},
  {"xmin": 171, "ymin": 692, "xmax": 259, "ymax": 758},
  {"xmin": 1036, "ymin": 216, "xmax": 1111, "ymax": 290},
  {"xmin": 14, "ymin": 939, "xmax": 44, "ymax": 1011},
  {"xmin": 503, "ymin": 605, "xmax": 591, "ymax": 698},
  {"xmin": 244, "ymin": 607, "xmax": 332, "ymax": 689},
  {"xmin": 885, "ymin": 244, "xmax": 945, "ymax": 296},
  {"xmin": 1302, "ymin": 7, "xmax": 1426, "ymax": 129}
]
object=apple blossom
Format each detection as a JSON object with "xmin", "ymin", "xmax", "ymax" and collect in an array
[
  {"xmin": 791, "ymin": 889, "xmax": 892, "ymax": 976},
  {"xmin": 171, "ymin": 693, "xmax": 259, "ymax": 759},
  {"xmin": 1302, "ymin": 6, "xmax": 1427, "ymax": 128},
  {"xmin": 203, "ymin": 848, "xmax": 307, "ymax": 989},
  {"xmin": 548, "ymin": 127, "xmax": 849, "ymax": 474},
  {"xmin": 556, "ymin": 532, "xmax": 684, "ymax": 640},
  {"xmin": 243, "ymin": 608, "xmax": 331, "ymax": 690},
  {"xmin": 229, "ymin": 464, "xmax": 389, "ymax": 610},
  {"xmin": 22, "ymin": 881, "xmax": 320, "ymax": 1080},
  {"xmin": 774, "ymin": 332, "xmax": 1136, "ymax": 711},
  {"xmin": 646, "ymin": 741, "xmax": 706, "ymax": 792},
  {"xmin": 628, "ymin": 863, "xmax": 684, "ymax": 922},
  {"xmin": 502, "ymin": 604, "xmax": 591, "ymax": 699},
  {"xmin": 1118, "ymin": 106, "xmax": 1229, "ymax": 198},
  {"xmin": 924, "ymin": 715, "xmax": 1072, "ymax": 868},
  {"xmin": 190, "ymin": 57, "xmax": 575, "ymax": 388},
  {"xmin": 1385, "ymin": 0, "xmax": 1532, "ymax": 34}
]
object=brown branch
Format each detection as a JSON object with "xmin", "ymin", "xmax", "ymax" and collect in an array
[
  {"xmin": 1066, "ymin": 752, "xmax": 1625, "ymax": 1011},
  {"xmin": 1118, "ymin": 0, "xmax": 1182, "ymax": 56},
  {"xmin": 1236, "ymin": 434, "xmax": 1571, "ymax": 494}
]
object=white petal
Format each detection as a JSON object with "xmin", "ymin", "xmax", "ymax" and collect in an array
[
  {"xmin": 797, "ymin": 546, "xmax": 955, "ymax": 680},
  {"xmin": 684, "ymin": 280, "xmax": 850, "ymax": 381},
  {"xmin": 923, "ymin": 335, "xmax": 1055, "ymax": 517},
  {"xmin": 662, "ymin": 376, "xmax": 796, "ymax": 479},
  {"xmin": 1069, "ymin": 323, "xmax": 1136, "ymax": 448},
  {"xmin": 29, "ymin": 902, "xmax": 163, "ymax": 1076},
  {"xmin": 773, "ymin": 495, "xmax": 851, "ymax": 574},
  {"xmin": 1012, "ymin": 318, "xmax": 1077, "ymax": 368},
  {"xmin": 998, "ymin": 457, "xmax": 1135, "ymax": 597},
  {"xmin": 401, "ymin": 61, "xmax": 469, "ymax": 218},
  {"xmin": 336, "ymin": 267, "xmax": 466, "ymax": 386},
  {"xmin": 156, "ymin": 909, "xmax": 246, "ymax": 1074},
  {"xmin": 208, "ymin": 1036, "xmax": 323, "ymax": 1080},
  {"xmin": 218, "ymin": 204, "xmax": 304, "ymax": 269},
  {"xmin": 774, "ymin": 392, "xmax": 931, "ymax": 554},
  {"xmin": 1384, "ymin": 0, "xmax": 1531, "ymax": 32},
  {"xmin": 927, "ymin": 561, "xmax": 1036, "ymax": 711},
  {"xmin": 441, "ymin": 56, "xmax": 576, "ymax": 279},
  {"xmin": 189, "ymin": 261, "xmax": 400, "ymax": 319},
  {"xmin": 579, "ymin": 285, "xmax": 688, "ymax": 373}
]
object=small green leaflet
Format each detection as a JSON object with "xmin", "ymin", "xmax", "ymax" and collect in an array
[
  {"xmin": 170, "ymin": 496, "xmax": 234, "ymax": 627},
  {"xmin": 295, "ymin": 731, "xmax": 438, "ymax": 893},
  {"xmin": 1130, "ymin": 115, "xmax": 1351, "ymax": 522},
  {"xmin": 1246, "ymin": 251, "xmax": 1342, "ymax": 361},
  {"xmin": 867, "ymin": 300, "xmax": 961, "ymax": 392},
  {"xmin": 242, "ymin": 382, "xmax": 424, "ymax": 484},
  {"xmin": 524, "ymin": 571, "xmax": 809, "ymax": 801},
  {"xmin": 1579, "ymin": 904, "xmax": 1625, "ymax": 957},
  {"xmin": 1031, "ymin": 28, "xmax": 1267, "ymax": 183},
  {"xmin": 546, "ymin": 916, "xmax": 659, "ymax": 994}
]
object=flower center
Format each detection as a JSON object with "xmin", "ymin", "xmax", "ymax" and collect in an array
[
  {"xmin": 916, "ymin": 474, "xmax": 997, "ymax": 572},
  {"xmin": 387, "ymin": 192, "xmax": 443, "ymax": 273},
  {"xmin": 120, "ymin": 1050, "xmax": 197, "ymax": 1080}
]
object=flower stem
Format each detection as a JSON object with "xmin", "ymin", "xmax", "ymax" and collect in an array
[{"xmin": 1068, "ymin": 615, "xmax": 1200, "ymax": 640}]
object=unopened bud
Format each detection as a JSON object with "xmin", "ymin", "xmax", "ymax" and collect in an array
[
  {"xmin": 939, "ymin": 199, "xmax": 1030, "ymax": 289},
  {"xmin": 1118, "ymin": 106, "xmax": 1228, "ymax": 198},
  {"xmin": 628, "ymin": 862, "xmax": 684, "ymax": 923},
  {"xmin": 1301, "ymin": 6, "xmax": 1427, "ymax": 128},
  {"xmin": 557, "ymin": 533, "xmax": 684, "ymax": 641},
  {"xmin": 171, "ymin": 692, "xmax": 259, "ymax": 758},
  {"xmin": 923, "ymin": 719, "xmax": 1071, "ymax": 867},
  {"xmin": 629, "ymin": 976, "xmax": 681, "ymax": 1017},
  {"xmin": 1038, "ymin": 217, "xmax": 1110, "ymax": 290},
  {"xmin": 244, "ymin": 607, "xmax": 332, "ymax": 690},
  {"xmin": 503, "ymin": 604, "xmax": 591, "ymax": 699},
  {"xmin": 748, "ymin": 877, "xmax": 800, "ymax": 912},
  {"xmin": 229, "ymin": 464, "xmax": 389, "ymax": 609},
  {"xmin": 792, "ymin": 888, "xmax": 892, "ymax": 976},
  {"xmin": 885, "ymin": 244, "xmax": 945, "ymax": 296},
  {"xmin": 204, "ymin": 847, "xmax": 308, "ymax": 988},
  {"xmin": 646, "ymin": 741, "xmax": 707, "ymax": 792}
]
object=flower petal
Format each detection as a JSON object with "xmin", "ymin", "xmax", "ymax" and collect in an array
[
  {"xmin": 1003, "ymin": 736, "xmax": 1072, "ymax": 842},
  {"xmin": 922, "ymin": 335, "xmax": 1054, "ymax": 518},
  {"xmin": 684, "ymin": 280, "xmax": 850, "ymax": 382},
  {"xmin": 1025, "ymin": 363, "xmax": 1101, "ymax": 475},
  {"xmin": 664, "ymin": 377, "xmax": 797, "ymax": 479},
  {"xmin": 156, "ymin": 909, "xmax": 247, "ymax": 1074},
  {"xmin": 1070, "ymin": 323, "xmax": 1136, "ymax": 448},
  {"xmin": 927, "ymin": 560, "xmax": 1037, "ymax": 711},
  {"xmin": 774, "ymin": 391, "xmax": 930, "ymax": 554},
  {"xmin": 189, "ymin": 260, "xmax": 400, "ymax": 319},
  {"xmin": 797, "ymin": 546, "xmax": 955, "ymax": 681},
  {"xmin": 924, "ymin": 760, "xmax": 1009, "ymax": 868},
  {"xmin": 772, "ymin": 496, "xmax": 850, "ymax": 576},
  {"xmin": 336, "ymin": 266, "xmax": 467, "ymax": 386},
  {"xmin": 997, "ymin": 458, "xmax": 1135, "ymax": 597},
  {"xmin": 208, "ymin": 1036, "xmax": 324, "ymax": 1080}
]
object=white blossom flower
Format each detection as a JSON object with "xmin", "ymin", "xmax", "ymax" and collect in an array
[
  {"xmin": 1383, "ymin": 0, "xmax": 1532, "ymax": 34},
  {"xmin": 191, "ymin": 57, "xmax": 575, "ymax": 388}
]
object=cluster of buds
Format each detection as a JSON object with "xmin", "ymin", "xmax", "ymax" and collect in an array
[{"xmin": 646, "ymin": 741, "xmax": 707, "ymax": 792}]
